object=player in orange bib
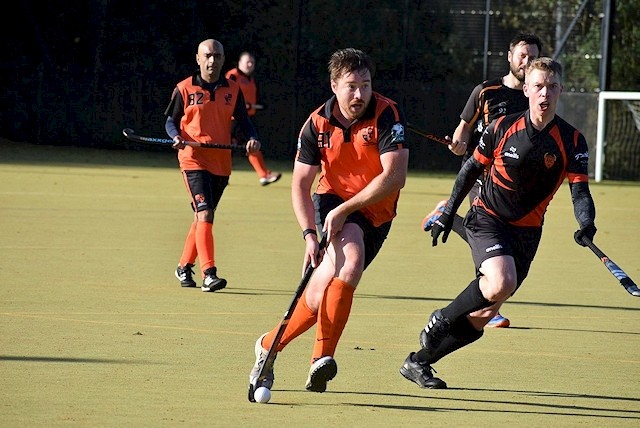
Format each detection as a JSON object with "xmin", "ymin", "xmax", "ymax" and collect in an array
[
  {"xmin": 164, "ymin": 39, "xmax": 261, "ymax": 292},
  {"xmin": 226, "ymin": 52, "xmax": 282, "ymax": 186},
  {"xmin": 249, "ymin": 48, "xmax": 409, "ymax": 394}
]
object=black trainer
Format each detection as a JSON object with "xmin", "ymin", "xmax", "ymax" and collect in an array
[
  {"xmin": 175, "ymin": 264, "xmax": 196, "ymax": 287},
  {"xmin": 399, "ymin": 352, "xmax": 447, "ymax": 389},
  {"xmin": 201, "ymin": 267, "xmax": 227, "ymax": 292},
  {"xmin": 305, "ymin": 356, "xmax": 338, "ymax": 393},
  {"xmin": 419, "ymin": 309, "xmax": 451, "ymax": 350}
]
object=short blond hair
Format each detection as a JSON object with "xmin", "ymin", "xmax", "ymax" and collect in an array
[{"xmin": 526, "ymin": 57, "xmax": 563, "ymax": 80}]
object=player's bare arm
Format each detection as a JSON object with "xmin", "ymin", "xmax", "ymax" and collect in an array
[
  {"xmin": 449, "ymin": 119, "xmax": 473, "ymax": 156},
  {"xmin": 291, "ymin": 161, "xmax": 323, "ymax": 270}
]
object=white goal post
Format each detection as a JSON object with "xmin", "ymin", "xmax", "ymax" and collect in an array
[{"xmin": 595, "ymin": 91, "xmax": 640, "ymax": 182}]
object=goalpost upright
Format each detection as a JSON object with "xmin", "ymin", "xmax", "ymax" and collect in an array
[{"xmin": 595, "ymin": 91, "xmax": 640, "ymax": 182}]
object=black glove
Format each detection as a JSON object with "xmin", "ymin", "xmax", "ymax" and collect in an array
[
  {"xmin": 574, "ymin": 223, "xmax": 597, "ymax": 247},
  {"xmin": 431, "ymin": 212, "xmax": 454, "ymax": 246}
]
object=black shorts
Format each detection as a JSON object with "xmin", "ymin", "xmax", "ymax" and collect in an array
[
  {"xmin": 313, "ymin": 193, "xmax": 392, "ymax": 269},
  {"xmin": 463, "ymin": 206, "xmax": 542, "ymax": 291},
  {"xmin": 182, "ymin": 170, "xmax": 229, "ymax": 213}
]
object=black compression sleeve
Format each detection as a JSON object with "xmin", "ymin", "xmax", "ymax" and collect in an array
[
  {"xmin": 165, "ymin": 116, "xmax": 180, "ymax": 139},
  {"xmin": 570, "ymin": 181, "xmax": 596, "ymax": 227},
  {"xmin": 444, "ymin": 157, "xmax": 484, "ymax": 215}
]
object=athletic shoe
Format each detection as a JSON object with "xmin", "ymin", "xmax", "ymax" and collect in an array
[
  {"xmin": 260, "ymin": 172, "xmax": 282, "ymax": 186},
  {"xmin": 400, "ymin": 352, "xmax": 447, "ymax": 389},
  {"xmin": 175, "ymin": 264, "xmax": 196, "ymax": 288},
  {"xmin": 249, "ymin": 333, "xmax": 276, "ymax": 390},
  {"xmin": 399, "ymin": 352, "xmax": 447, "ymax": 389},
  {"xmin": 486, "ymin": 313, "xmax": 510, "ymax": 328},
  {"xmin": 422, "ymin": 199, "xmax": 448, "ymax": 231},
  {"xmin": 419, "ymin": 309, "xmax": 451, "ymax": 350},
  {"xmin": 305, "ymin": 356, "xmax": 338, "ymax": 393},
  {"xmin": 201, "ymin": 267, "xmax": 227, "ymax": 292}
]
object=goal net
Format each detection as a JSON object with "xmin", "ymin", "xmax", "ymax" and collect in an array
[{"xmin": 595, "ymin": 91, "xmax": 640, "ymax": 182}]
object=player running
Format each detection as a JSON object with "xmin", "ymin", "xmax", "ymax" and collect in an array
[{"xmin": 401, "ymin": 57, "xmax": 597, "ymax": 389}]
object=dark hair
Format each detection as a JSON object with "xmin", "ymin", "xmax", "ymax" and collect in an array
[
  {"xmin": 328, "ymin": 48, "xmax": 375, "ymax": 81},
  {"xmin": 510, "ymin": 33, "xmax": 543, "ymax": 54}
]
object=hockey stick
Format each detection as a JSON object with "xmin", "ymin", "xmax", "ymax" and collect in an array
[
  {"xmin": 122, "ymin": 128, "xmax": 245, "ymax": 150},
  {"xmin": 581, "ymin": 236, "xmax": 640, "ymax": 297},
  {"xmin": 248, "ymin": 233, "xmax": 328, "ymax": 402},
  {"xmin": 406, "ymin": 124, "xmax": 449, "ymax": 146}
]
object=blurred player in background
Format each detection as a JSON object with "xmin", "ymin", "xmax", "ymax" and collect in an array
[
  {"xmin": 226, "ymin": 52, "xmax": 282, "ymax": 186},
  {"xmin": 422, "ymin": 33, "xmax": 542, "ymax": 328},
  {"xmin": 249, "ymin": 48, "xmax": 409, "ymax": 394},
  {"xmin": 165, "ymin": 39, "xmax": 261, "ymax": 292}
]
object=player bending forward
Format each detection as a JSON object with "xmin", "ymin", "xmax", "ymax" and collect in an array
[{"xmin": 249, "ymin": 48, "xmax": 409, "ymax": 395}]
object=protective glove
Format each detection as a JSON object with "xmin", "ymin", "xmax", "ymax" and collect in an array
[
  {"xmin": 431, "ymin": 212, "xmax": 454, "ymax": 246},
  {"xmin": 574, "ymin": 223, "xmax": 597, "ymax": 247}
]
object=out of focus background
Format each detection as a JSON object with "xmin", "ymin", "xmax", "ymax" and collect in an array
[{"xmin": 2, "ymin": 0, "xmax": 639, "ymax": 179}]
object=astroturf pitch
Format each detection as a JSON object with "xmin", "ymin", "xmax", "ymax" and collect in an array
[{"xmin": 1, "ymin": 141, "xmax": 639, "ymax": 427}]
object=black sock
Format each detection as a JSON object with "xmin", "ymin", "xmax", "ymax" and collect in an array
[
  {"xmin": 414, "ymin": 316, "xmax": 483, "ymax": 364},
  {"xmin": 440, "ymin": 277, "xmax": 492, "ymax": 321},
  {"xmin": 452, "ymin": 214, "xmax": 468, "ymax": 242}
]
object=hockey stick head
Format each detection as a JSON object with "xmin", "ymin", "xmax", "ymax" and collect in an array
[
  {"xmin": 620, "ymin": 277, "xmax": 640, "ymax": 296},
  {"xmin": 581, "ymin": 236, "xmax": 640, "ymax": 297}
]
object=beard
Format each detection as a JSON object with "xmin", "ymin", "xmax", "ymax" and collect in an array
[{"xmin": 511, "ymin": 64, "xmax": 526, "ymax": 83}]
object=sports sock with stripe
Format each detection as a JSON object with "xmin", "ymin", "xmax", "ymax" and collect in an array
[
  {"xmin": 312, "ymin": 278, "xmax": 355, "ymax": 361},
  {"xmin": 262, "ymin": 288, "xmax": 317, "ymax": 352}
]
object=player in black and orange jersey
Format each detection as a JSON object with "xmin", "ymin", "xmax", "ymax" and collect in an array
[
  {"xmin": 422, "ymin": 33, "xmax": 542, "ymax": 328},
  {"xmin": 401, "ymin": 57, "xmax": 597, "ymax": 389},
  {"xmin": 164, "ymin": 39, "xmax": 261, "ymax": 292},
  {"xmin": 226, "ymin": 52, "xmax": 282, "ymax": 186},
  {"xmin": 249, "ymin": 48, "xmax": 409, "ymax": 394}
]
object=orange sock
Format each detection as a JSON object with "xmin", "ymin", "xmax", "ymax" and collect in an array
[
  {"xmin": 195, "ymin": 221, "xmax": 215, "ymax": 273},
  {"xmin": 179, "ymin": 222, "xmax": 198, "ymax": 267},
  {"xmin": 313, "ymin": 278, "xmax": 355, "ymax": 360},
  {"xmin": 262, "ymin": 288, "xmax": 317, "ymax": 352},
  {"xmin": 248, "ymin": 151, "xmax": 269, "ymax": 178}
]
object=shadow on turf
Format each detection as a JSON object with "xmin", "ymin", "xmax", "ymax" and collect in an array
[
  {"xmin": 270, "ymin": 389, "xmax": 639, "ymax": 420},
  {"xmin": 356, "ymin": 292, "xmax": 640, "ymax": 313},
  {"xmin": 0, "ymin": 355, "xmax": 163, "ymax": 364}
]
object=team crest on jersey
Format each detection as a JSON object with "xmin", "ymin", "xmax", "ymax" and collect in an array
[
  {"xmin": 544, "ymin": 153, "xmax": 557, "ymax": 169},
  {"xmin": 224, "ymin": 93, "xmax": 233, "ymax": 105},
  {"xmin": 361, "ymin": 126, "xmax": 375, "ymax": 144}
]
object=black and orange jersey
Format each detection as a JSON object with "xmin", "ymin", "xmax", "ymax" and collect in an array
[
  {"xmin": 461, "ymin": 77, "xmax": 529, "ymax": 157},
  {"xmin": 473, "ymin": 111, "xmax": 590, "ymax": 227},
  {"xmin": 225, "ymin": 68, "xmax": 258, "ymax": 116},
  {"xmin": 296, "ymin": 92, "xmax": 407, "ymax": 227},
  {"xmin": 164, "ymin": 72, "xmax": 257, "ymax": 176}
]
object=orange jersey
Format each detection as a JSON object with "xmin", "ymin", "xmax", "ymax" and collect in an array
[
  {"xmin": 296, "ymin": 92, "xmax": 406, "ymax": 227},
  {"xmin": 165, "ymin": 74, "xmax": 249, "ymax": 176},
  {"xmin": 225, "ymin": 68, "xmax": 258, "ymax": 116}
]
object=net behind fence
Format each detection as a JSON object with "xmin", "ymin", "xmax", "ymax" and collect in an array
[{"xmin": 602, "ymin": 97, "xmax": 640, "ymax": 181}]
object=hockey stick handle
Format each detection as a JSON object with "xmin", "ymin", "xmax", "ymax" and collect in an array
[
  {"xmin": 122, "ymin": 128, "xmax": 245, "ymax": 150},
  {"xmin": 248, "ymin": 234, "xmax": 328, "ymax": 402},
  {"xmin": 406, "ymin": 124, "xmax": 449, "ymax": 146},
  {"xmin": 581, "ymin": 236, "xmax": 640, "ymax": 297}
]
